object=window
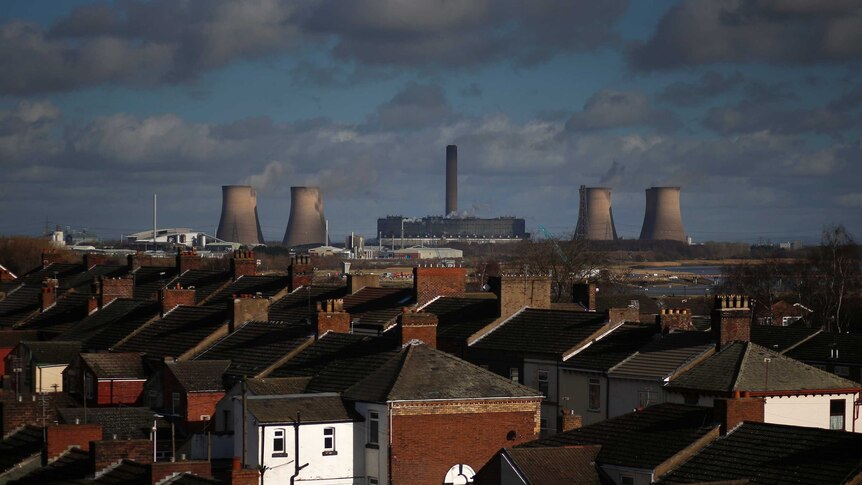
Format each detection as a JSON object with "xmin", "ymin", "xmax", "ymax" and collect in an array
[
  {"xmin": 171, "ymin": 392, "xmax": 181, "ymax": 415},
  {"xmin": 367, "ymin": 478, "xmax": 379, "ymax": 485},
  {"xmin": 273, "ymin": 428, "xmax": 286, "ymax": 454},
  {"xmin": 368, "ymin": 411, "xmax": 379, "ymax": 446},
  {"xmin": 638, "ymin": 390, "xmax": 657, "ymax": 408},
  {"xmin": 537, "ymin": 370, "xmax": 549, "ymax": 396},
  {"xmin": 834, "ymin": 365, "xmax": 850, "ymax": 377},
  {"xmin": 831, "ymin": 399, "xmax": 846, "ymax": 430},
  {"xmin": 588, "ymin": 378, "xmax": 601, "ymax": 411},
  {"xmin": 621, "ymin": 476, "xmax": 635, "ymax": 485},
  {"xmin": 509, "ymin": 367, "xmax": 519, "ymax": 383},
  {"xmin": 323, "ymin": 427, "xmax": 336, "ymax": 455}
]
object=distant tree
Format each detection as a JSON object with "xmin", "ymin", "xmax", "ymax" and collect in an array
[
  {"xmin": 720, "ymin": 258, "xmax": 792, "ymax": 321},
  {"xmin": 511, "ymin": 237, "xmax": 606, "ymax": 303},
  {"xmin": 807, "ymin": 225, "xmax": 861, "ymax": 332},
  {"xmin": 0, "ymin": 237, "xmax": 73, "ymax": 276}
]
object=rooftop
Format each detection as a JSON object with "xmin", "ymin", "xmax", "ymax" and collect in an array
[
  {"xmin": 57, "ymin": 299, "xmax": 160, "ymax": 351},
  {"xmin": 246, "ymin": 393, "xmax": 361, "ymax": 424},
  {"xmin": 607, "ymin": 331, "xmax": 714, "ymax": 381},
  {"xmin": 471, "ymin": 308, "xmax": 609, "ymax": 357},
  {"xmin": 166, "ymin": 360, "xmax": 232, "ymax": 392},
  {"xmin": 564, "ymin": 323, "xmax": 658, "ymax": 371},
  {"xmin": 785, "ymin": 331, "xmax": 862, "ymax": 365},
  {"xmin": 422, "ymin": 296, "xmax": 500, "ymax": 343},
  {"xmin": 267, "ymin": 286, "xmax": 347, "ymax": 324},
  {"xmin": 114, "ymin": 305, "xmax": 228, "ymax": 358},
  {"xmin": 750, "ymin": 324, "xmax": 821, "ymax": 353},
  {"xmin": 58, "ymin": 407, "xmax": 170, "ymax": 439},
  {"xmin": 81, "ymin": 352, "xmax": 146, "ymax": 379},
  {"xmin": 193, "ymin": 320, "xmax": 312, "ymax": 377},
  {"xmin": 500, "ymin": 446, "xmax": 605, "ymax": 485},
  {"xmin": 21, "ymin": 340, "xmax": 81, "ymax": 365}
]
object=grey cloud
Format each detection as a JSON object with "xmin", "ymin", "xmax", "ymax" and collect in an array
[
  {"xmin": 566, "ymin": 90, "xmax": 681, "ymax": 132},
  {"xmin": 0, "ymin": 100, "xmax": 62, "ymax": 164},
  {"xmin": 460, "ymin": 83, "xmax": 482, "ymax": 98},
  {"xmin": 703, "ymin": 100, "xmax": 857, "ymax": 136},
  {"xmin": 657, "ymin": 71, "xmax": 796, "ymax": 106},
  {"xmin": 364, "ymin": 82, "xmax": 453, "ymax": 131},
  {"xmin": 629, "ymin": 0, "xmax": 862, "ymax": 70}
]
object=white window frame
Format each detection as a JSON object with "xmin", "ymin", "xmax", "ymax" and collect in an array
[
  {"xmin": 537, "ymin": 369, "xmax": 549, "ymax": 396},
  {"xmin": 368, "ymin": 411, "xmax": 379, "ymax": 445},
  {"xmin": 323, "ymin": 427, "xmax": 336, "ymax": 455},
  {"xmin": 273, "ymin": 428, "xmax": 286, "ymax": 455}
]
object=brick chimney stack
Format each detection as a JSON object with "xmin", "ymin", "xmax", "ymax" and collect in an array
[
  {"xmin": 100, "ymin": 275, "xmax": 134, "ymax": 306},
  {"xmin": 413, "ymin": 266, "xmax": 467, "ymax": 308},
  {"xmin": 348, "ymin": 274, "xmax": 380, "ymax": 294},
  {"xmin": 176, "ymin": 249, "xmax": 202, "ymax": 274},
  {"xmin": 400, "ymin": 309, "xmax": 438, "ymax": 348},
  {"xmin": 230, "ymin": 249, "xmax": 256, "ymax": 280},
  {"xmin": 712, "ymin": 295, "xmax": 753, "ymax": 350},
  {"xmin": 41, "ymin": 278, "xmax": 59, "ymax": 311},
  {"xmin": 608, "ymin": 306, "xmax": 640, "ymax": 326},
  {"xmin": 657, "ymin": 308, "xmax": 694, "ymax": 333},
  {"xmin": 560, "ymin": 409, "xmax": 583, "ymax": 432},
  {"xmin": 315, "ymin": 299, "xmax": 350, "ymax": 337},
  {"xmin": 713, "ymin": 395, "xmax": 764, "ymax": 435},
  {"xmin": 231, "ymin": 294, "xmax": 269, "ymax": 331},
  {"xmin": 160, "ymin": 285, "xmax": 196, "ymax": 315},
  {"xmin": 288, "ymin": 255, "xmax": 313, "ymax": 292},
  {"xmin": 487, "ymin": 275, "xmax": 551, "ymax": 319},
  {"xmin": 83, "ymin": 253, "xmax": 108, "ymax": 270}
]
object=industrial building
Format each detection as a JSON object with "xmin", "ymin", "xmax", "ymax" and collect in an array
[{"xmin": 377, "ymin": 145, "xmax": 528, "ymax": 247}]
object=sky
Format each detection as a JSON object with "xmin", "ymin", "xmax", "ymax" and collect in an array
[{"xmin": 1, "ymin": 0, "xmax": 861, "ymax": 244}]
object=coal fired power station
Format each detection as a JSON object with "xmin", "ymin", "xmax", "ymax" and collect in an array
[
  {"xmin": 639, "ymin": 186, "xmax": 686, "ymax": 242},
  {"xmin": 216, "ymin": 185, "xmax": 265, "ymax": 246},
  {"xmin": 282, "ymin": 186, "xmax": 328, "ymax": 248},
  {"xmin": 574, "ymin": 186, "xmax": 617, "ymax": 241}
]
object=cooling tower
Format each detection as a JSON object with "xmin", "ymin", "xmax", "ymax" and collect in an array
[
  {"xmin": 574, "ymin": 186, "xmax": 617, "ymax": 240},
  {"xmin": 216, "ymin": 185, "xmax": 265, "ymax": 245},
  {"xmin": 639, "ymin": 187, "xmax": 686, "ymax": 242},
  {"xmin": 446, "ymin": 145, "xmax": 457, "ymax": 216},
  {"xmin": 282, "ymin": 186, "xmax": 327, "ymax": 247}
]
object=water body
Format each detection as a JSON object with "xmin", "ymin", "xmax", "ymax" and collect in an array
[{"xmin": 647, "ymin": 265, "xmax": 723, "ymax": 275}]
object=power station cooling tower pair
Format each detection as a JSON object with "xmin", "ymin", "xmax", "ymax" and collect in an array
[
  {"xmin": 216, "ymin": 186, "xmax": 327, "ymax": 247},
  {"xmin": 574, "ymin": 186, "xmax": 685, "ymax": 242}
]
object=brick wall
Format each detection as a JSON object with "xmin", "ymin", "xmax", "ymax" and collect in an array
[
  {"xmin": 414, "ymin": 267, "xmax": 466, "ymax": 308},
  {"xmin": 608, "ymin": 307, "xmax": 640, "ymax": 326},
  {"xmin": 488, "ymin": 276, "xmax": 551, "ymax": 319},
  {"xmin": 186, "ymin": 392, "xmax": 224, "ymax": 432},
  {"xmin": 41, "ymin": 278, "xmax": 59, "ymax": 311},
  {"xmin": 230, "ymin": 250, "xmax": 256, "ymax": 280},
  {"xmin": 176, "ymin": 250, "xmax": 202, "ymax": 273},
  {"xmin": 657, "ymin": 308, "xmax": 694, "ymax": 332},
  {"xmin": 45, "ymin": 423, "xmax": 102, "ymax": 461},
  {"xmin": 712, "ymin": 295, "xmax": 752, "ymax": 349},
  {"xmin": 288, "ymin": 256, "xmax": 313, "ymax": 291},
  {"xmin": 230, "ymin": 465, "xmax": 260, "ymax": 485},
  {"xmin": 713, "ymin": 397, "xmax": 765, "ymax": 434},
  {"xmin": 401, "ymin": 311, "xmax": 438, "ymax": 348},
  {"xmin": 101, "ymin": 276, "xmax": 135, "ymax": 305},
  {"xmin": 231, "ymin": 296, "xmax": 269, "ymax": 327},
  {"xmin": 91, "ymin": 439, "xmax": 153, "ymax": 472},
  {"xmin": 390, "ymin": 399, "xmax": 540, "ymax": 485},
  {"xmin": 151, "ymin": 460, "xmax": 213, "ymax": 484},
  {"xmin": 83, "ymin": 253, "xmax": 109, "ymax": 269},
  {"xmin": 348, "ymin": 274, "xmax": 380, "ymax": 294},
  {"xmin": 0, "ymin": 393, "xmax": 70, "ymax": 436},
  {"xmin": 160, "ymin": 287, "xmax": 196, "ymax": 314},
  {"xmin": 95, "ymin": 380, "xmax": 145, "ymax": 406}
]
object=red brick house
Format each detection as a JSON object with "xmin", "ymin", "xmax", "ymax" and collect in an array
[
  {"xmin": 159, "ymin": 360, "xmax": 230, "ymax": 433},
  {"xmin": 63, "ymin": 353, "xmax": 147, "ymax": 406}
]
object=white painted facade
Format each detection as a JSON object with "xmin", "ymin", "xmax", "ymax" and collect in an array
[
  {"xmin": 558, "ymin": 369, "xmax": 607, "ymax": 426},
  {"xmin": 34, "ymin": 364, "xmax": 67, "ymax": 393},
  {"xmin": 665, "ymin": 391, "xmax": 862, "ymax": 432}
]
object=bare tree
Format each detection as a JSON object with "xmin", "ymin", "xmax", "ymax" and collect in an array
[
  {"xmin": 511, "ymin": 237, "xmax": 606, "ymax": 303},
  {"xmin": 809, "ymin": 225, "xmax": 860, "ymax": 332}
]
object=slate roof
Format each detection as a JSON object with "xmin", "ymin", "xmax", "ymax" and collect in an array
[
  {"xmin": 343, "ymin": 287, "xmax": 414, "ymax": 332},
  {"xmin": 114, "ymin": 305, "xmax": 228, "ymax": 358},
  {"xmin": 79, "ymin": 353, "xmax": 145, "ymax": 379},
  {"xmin": 266, "ymin": 332, "xmax": 384, "ymax": 380},
  {"xmin": 23, "ymin": 341, "xmax": 81, "ymax": 365},
  {"xmin": 57, "ymin": 299, "xmax": 160, "ymax": 351},
  {"xmin": 58, "ymin": 407, "xmax": 170, "ymax": 439},
  {"xmin": 267, "ymin": 286, "xmax": 347, "ymax": 323},
  {"xmin": 59, "ymin": 265, "xmax": 128, "ymax": 294},
  {"xmin": 160, "ymin": 474, "xmax": 222, "ymax": 485},
  {"xmin": 246, "ymin": 376, "xmax": 312, "ymax": 395},
  {"xmin": 7, "ymin": 447, "xmax": 91, "ymax": 485},
  {"xmin": 422, "ymin": 296, "xmax": 500, "ymax": 342},
  {"xmin": 131, "ymin": 266, "xmax": 179, "ymax": 300},
  {"xmin": 0, "ymin": 285, "xmax": 41, "ymax": 327},
  {"xmin": 750, "ymin": 324, "xmax": 821, "ymax": 353},
  {"xmin": 504, "ymin": 446, "xmax": 605, "ymax": 485},
  {"xmin": 246, "ymin": 393, "xmax": 362, "ymax": 424},
  {"xmin": 659, "ymin": 422, "xmax": 862, "ymax": 484},
  {"xmin": 20, "ymin": 293, "xmax": 92, "ymax": 334},
  {"xmin": 92, "ymin": 460, "xmax": 150, "ymax": 484},
  {"xmin": 523, "ymin": 403, "xmax": 718, "ymax": 470},
  {"xmin": 786, "ymin": 331, "xmax": 862, "ymax": 365},
  {"xmin": 0, "ymin": 329, "xmax": 40, "ymax": 348},
  {"xmin": 564, "ymin": 323, "xmax": 658, "ymax": 371},
  {"xmin": 343, "ymin": 343, "xmax": 542, "ymax": 402},
  {"xmin": 166, "ymin": 360, "xmax": 232, "ymax": 393},
  {"xmin": 668, "ymin": 342, "xmax": 862, "ymax": 394},
  {"xmin": 607, "ymin": 331, "xmax": 715, "ymax": 381},
  {"xmin": 203, "ymin": 275, "xmax": 292, "ymax": 306},
  {"xmin": 470, "ymin": 308, "xmax": 609, "ymax": 357},
  {"xmin": 0, "ymin": 425, "xmax": 42, "ymax": 474},
  {"xmin": 20, "ymin": 262, "xmax": 86, "ymax": 286},
  {"xmin": 193, "ymin": 321, "xmax": 313, "ymax": 377},
  {"xmin": 175, "ymin": 270, "xmax": 231, "ymax": 303}
]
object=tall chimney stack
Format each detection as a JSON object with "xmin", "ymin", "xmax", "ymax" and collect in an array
[{"xmin": 446, "ymin": 145, "xmax": 457, "ymax": 216}]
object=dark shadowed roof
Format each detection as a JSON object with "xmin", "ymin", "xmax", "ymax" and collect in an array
[
  {"xmin": 246, "ymin": 376, "xmax": 312, "ymax": 395},
  {"xmin": 114, "ymin": 305, "xmax": 227, "ymax": 358},
  {"xmin": 16, "ymin": 293, "xmax": 92, "ymax": 334},
  {"xmin": 193, "ymin": 321, "xmax": 312, "ymax": 377},
  {"xmin": 524, "ymin": 403, "xmax": 717, "ymax": 470},
  {"xmin": 0, "ymin": 425, "xmax": 42, "ymax": 474},
  {"xmin": 0, "ymin": 329, "xmax": 40, "ymax": 348},
  {"xmin": 23, "ymin": 341, "xmax": 81, "ymax": 365},
  {"xmin": 57, "ymin": 299, "xmax": 159, "ymax": 351},
  {"xmin": 658, "ymin": 422, "xmax": 862, "ymax": 485},
  {"xmin": 58, "ymin": 407, "xmax": 170, "ymax": 439},
  {"xmin": 422, "ymin": 296, "xmax": 500, "ymax": 342},
  {"xmin": 267, "ymin": 332, "xmax": 391, "ymax": 380},
  {"xmin": 81, "ymin": 353, "xmax": 146, "ymax": 379},
  {"xmin": 786, "ymin": 331, "xmax": 862, "ymax": 365},
  {"xmin": 6, "ymin": 447, "xmax": 91, "ymax": 485},
  {"xmin": 267, "ymin": 286, "xmax": 347, "ymax": 324},
  {"xmin": 343, "ymin": 287, "xmax": 415, "ymax": 332},
  {"xmin": 166, "ymin": 360, "xmax": 231, "ymax": 392},
  {"xmin": 0, "ymin": 285, "xmax": 41, "ymax": 327},
  {"xmin": 607, "ymin": 331, "xmax": 714, "ymax": 381},
  {"xmin": 668, "ymin": 342, "xmax": 861, "ymax": 394},
  {"xmin": 92, "ymin": 460, "xmax": 150, "ymax": 484},
  {"xmin": 132, "ymin": 265, "xmax": 179, "ymax": 300},
  {"xmin": 59, "ymin": 265, "xmax": 128, "ymax": 294},
  {"xmin": 160, "ymin": 473, "xmax": 222, "ymax": 485},
  {"xmin": 504, "ymin": 446, "xmax": 605, "ymax": 485},
  {"xmin": 750, "ymin": 324, "xmax": 821, "ymax": 353},
  {"xmin": 246, "ymin": 393, "xmax": 361, "ymax": 424},
  {"xmin": 565, "ymin": 323, "xmax": 658, "ymax": 371},
  {"xmin": 471, "ymin": 308, "xmax": 609, "ymax": 357},
  {"xmin": 176, "ymin": 270, "xmax": 231, "ymax": 303},
  {"xmin": 203, "ymin": 275, "xmax": 291, "ymax": 306},
  {"xmin": 343, "ymin": 343, "xmax": 542, "ymax": 402}
]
